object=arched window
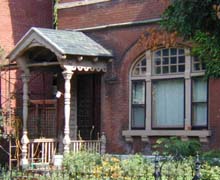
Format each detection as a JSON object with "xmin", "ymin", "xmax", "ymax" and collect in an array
[{"xmin": 130, "ymin": 48, "xmax": 208, "ymax": 130}]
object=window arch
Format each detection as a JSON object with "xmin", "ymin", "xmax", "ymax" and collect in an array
[{"xmin": 129, "ymin": 47, "xmax": 208, "ymax": 130}]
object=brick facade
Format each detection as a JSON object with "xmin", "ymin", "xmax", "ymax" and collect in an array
[
  {"xmin": 0, "ymin": 0, "xmax": 53, "ymax": 164},
  {"xmin": 57, "ymin": 0, "xmax": 220, "ymax": 153},
  {"xmin": 0, "ymin": 0, "xmax": 53, "ymax": 108},
  {"xmin": 0, "ymin": 0, "xmax": 53, "ymax": 53},
  {"xmin": 1, "ymin": 0, "xmax": 220, "ymax": 156}
]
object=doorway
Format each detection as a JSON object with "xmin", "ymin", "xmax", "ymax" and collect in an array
[{"xmin": 77, "ymin": 74, "xmax": 101, "ymax": 140}]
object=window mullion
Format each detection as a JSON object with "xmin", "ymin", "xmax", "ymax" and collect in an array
[
  {"xmin": 185, "ymin": 48, "xmax": 191, "ymax": 130},
  {"xmin": 146, "ymin": 50, "xmax": 151, "ymax": 131}
]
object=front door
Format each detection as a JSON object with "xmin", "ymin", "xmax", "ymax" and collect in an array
[{"xmin": 77, "ymin": 74, "xmax": 101, "ymax": 140}]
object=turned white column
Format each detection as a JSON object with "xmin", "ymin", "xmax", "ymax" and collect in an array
[
  {"xmin": 62, "ymin": 70, "xmax": 73, "ymax": 153},
  {"xmin": 21, "ymin": 73, "xmax": 30, "ymax": 168}
]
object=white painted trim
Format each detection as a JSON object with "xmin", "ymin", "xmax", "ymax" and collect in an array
[
  {"xmin": 129, "ymin": 54, "xmax": 147, "ymax": 130},
  {"xmin": 122, "ymin": 129, "xmax": 211, "ymax": 138},
  {"xmin": 74, "ymin": 18, "xmax": 162, "ymax": 32},
  {"xmin": 7, "ymin": 28, "xmax": 64, "ymax": 61},
  {"xmin": 62, "ymin": 59, "xmax": 107, "ymax": 72},
  {"xmin": 185, "ymin": 48, "xmax": 191, "ymax": 130},
  {"xmin": 145, "ymin": 50, "xmax": 151, "ymax": 131},
  {"xmin": 56, "ymin": 0, "xmax": 111, "ymax": 9}
]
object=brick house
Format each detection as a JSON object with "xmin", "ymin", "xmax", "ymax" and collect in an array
[
  {"xmin": 3, "ymin": 0, "xmax": 220, "ymax": 167},
  {"xmin": 0, "ymin": 0, "xmax": 53, "ymax": 167}
]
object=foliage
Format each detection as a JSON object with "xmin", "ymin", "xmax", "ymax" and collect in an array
[
  {"xmin": 161, "ymin": 0, "xmax": 220, "ymax": 78},
  {"xmin": 138, "ymin": 27, "xmax": 179, "ymax": 50},
  {"xmin": 202, "ymin": 150, "xmax": 220, "ymax": 159},
  {"xmin": 153, "ymin": 137, "xmax": 201, "ymax": 157},
  {"xmin": 202, "ymin": 150, "xmax": 220, "ymax": 166},
  {"xmin": 2, "ymin": 153, "xmax": 220, "ymax": 179},
  {"xmin": 201, "ymin": 163, "xmax": 220, "ymax": 180},
  {"xmin": 53, "ymin": 0, "xmax": 60, "ymax": 29},
  {"xmin": 161, "ymin": 0, "xmax": 220, "ymax": 38},
  {"xmin": 63, "ymin": 151, "xmax": 101, "ymax": 178}
]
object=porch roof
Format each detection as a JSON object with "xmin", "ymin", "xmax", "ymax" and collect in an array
[{"xmin": 7, "ymin": 27, "xmax": 112, "ymax": 61}]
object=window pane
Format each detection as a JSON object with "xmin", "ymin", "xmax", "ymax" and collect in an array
[
  {"xmin": 170, "ymin": 48, "xmax": 177, "ymax": 55},
  {"xmin": 178, "ymin": 49, "xmax": 185, "ymax": 55},
  {"xmin": 178, "ymin": 56, "xmax": 185, "ymax": 63},
  {"xmin": 171, "ymin": 57, "xmax": 177, "ymax": 64},
  {"xmin": 155, "ymin": 67, "xmax": 161, "ymax": 74},
  {"xmin": 132, "ymin": 81, "xmax": 145, "ymax": 104},
  {"xmin": 192, "ymin": 103, "xmax": 207, "ymax": 127},
  {"xmin": 162, "ymin": 57, "xmax": 169, "ymax": 65},
  {"xmin": 192, "ymin": 78, "xmax": 207, "ymax": 102},
  {"xmin": 153, "ymin": 48, "xmax": 185, "ymax": 75},
  {"xmin": 132, "ymin": 106, "xmax": 145, "ymax": 128},
  {"xmin": 192, "ymin": 78, "xmax": 208, "ymax": 127},
  {"xmin": 132, "ymin": 58, "xmax": 147, "ymax": 76},
  {"xmin": 152, "ymin": 79, "xmax": 184, "ymax": 128},
  {"xmin": 162, "ymin": 66, "xmax": 169, "ymax": 74},
  {"xmin": 163, "ymin": 49, "xmax": 169, "ymax": 56},
  {"xmin": 155, "ymin": 50, "xmax": 161, "ymax": 57},
  {"xmin": 171, "ymin": 66, "xmax": 177, "ymax": 73},
  {"xmin": 155, "ymin": 58, "xmax": 161, "ymax": 65},
  {"xmin": 178, "ymin": 65, "xmax": 185, "ymax": 72}
]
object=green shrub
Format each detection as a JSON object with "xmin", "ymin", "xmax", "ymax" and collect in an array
[
  {"xmin": 63, "ymin": 151, "xmax": 101, "ymax": 178},
  {"xmin": 154, "ymin": 137, "xmax": 201, "ymax": 157}
]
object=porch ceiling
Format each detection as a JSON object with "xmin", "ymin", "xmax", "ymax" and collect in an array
[{"xmin": 7, "ymin": 27, "xmax": 112, "ymax": 61}]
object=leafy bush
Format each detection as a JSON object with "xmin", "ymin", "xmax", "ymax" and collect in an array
[
  {"xmin": 3, "ymin": 152, "xmax": 220, "ymax": 179},
  {"xmin": 63, "ymin": 151, "xmax": 101, "ymax": 178},
  {"xmin": 153, "ymin": 137, "xmax": 201, "ymax": 157}
]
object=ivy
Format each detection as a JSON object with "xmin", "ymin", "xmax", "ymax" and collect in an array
[
  {"xmin": 53, "ymin": 0, "xmax": 60, "ymax": 29},
  {"xmin": 161, "ymin": 0, "xmax": 220, "ymax": 78}
]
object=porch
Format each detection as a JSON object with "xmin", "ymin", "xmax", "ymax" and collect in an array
[{"xmin": 7, "ymin": 27, "xmax": 112, "ymax": 168}]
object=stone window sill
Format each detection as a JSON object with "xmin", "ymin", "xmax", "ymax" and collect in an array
[{"xmin": 122, "ymin": 129, "xmax": 211, "ymax": 143}]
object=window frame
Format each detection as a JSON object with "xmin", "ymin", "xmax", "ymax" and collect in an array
[
  {"xmin": 151, "ymin": 78, "xmax": 185, "ymax": 130},
  {"xmin": 131, "ymin": 80, "xmax": 146, "ymax": 129},
  {"xmin": 191, "ymin": 77, "xmax": 209, "ymax": 130},
  {"xmin": 129, "ymin": 47, "xmax": 208, "ymax": 131}
]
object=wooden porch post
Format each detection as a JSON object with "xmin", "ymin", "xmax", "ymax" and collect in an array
[
  {"xmin": 62, "ymin": 70, "xmax": 73, "ymax": 153},
  {"xmin": 21, "ymin": 73, "xmax": 30, "ymax": 168}
]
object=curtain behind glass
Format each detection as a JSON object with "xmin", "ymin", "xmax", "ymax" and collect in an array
[
  {"xmin": 152, "ymin": 79, "xmax": 184, "ymax": 128},
  {"xmin": 192, "ymin": 78, "xmax": 207, "ymax": 127},
  {"xmin": 132, "ymin": 81, "xmax": 145, "ymax": 129}
]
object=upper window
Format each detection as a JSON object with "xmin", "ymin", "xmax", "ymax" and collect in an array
[
  {"xmin": 130, "ymin": 48, "xmax": 208, "ymax": 130},
  {"xmin": 192, "ymin": 57, "xmax": 206, "ymax": 72},
  {"xmin": 153, "ymin": 48, "xmax": 185, "ymax": 75},
  {"xmin": 132, "ymin": 58, "xmax": 147, "ymax": 76}
]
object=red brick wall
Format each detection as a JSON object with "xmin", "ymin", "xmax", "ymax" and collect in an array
[
  {"xmin": 89, "ymin": 26, "xmax": 149, "ymax": 153},
  {"xmin": 209, "ymin": 79, "xmax": 220, "ymax": 149},
  {"xmin": 58, "ymin": 0, "xmax": 220, "ymax": 153},
  {"xmin": 0, "ymin": 0, "xmax": 53, "ymax": 115},
  {"xmin": 58, "ymin": 0, "xmax": 166, "ymax": 29},
  {"xmin": 0, "ymin": 0, "xmax": 53, "ymax": 53}
]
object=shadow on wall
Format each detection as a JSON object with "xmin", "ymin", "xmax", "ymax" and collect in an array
[{"xmin": 8, "ymin": 0, "xmax": 53, "ymax": 44}]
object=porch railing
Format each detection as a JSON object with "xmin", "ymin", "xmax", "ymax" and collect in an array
[
  {"xmin": 70, "ymin": 133, "xmax": 106, "ymax": 154},
  {"xmin": 28, "ymin": 138, "xmax": 57, "ymax": 165},
  {"xmin": 70, "ymin": 140, "xmax": 101, "ymax": 153},
  {"xmin": 26, "ymin": 133, "xmax": 106, "ymax": 167}
]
